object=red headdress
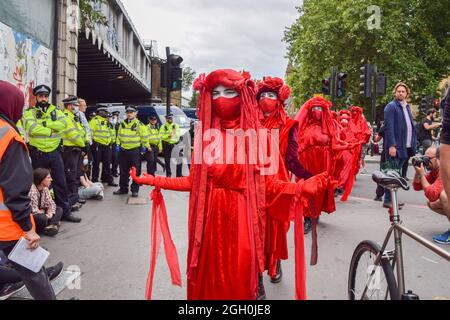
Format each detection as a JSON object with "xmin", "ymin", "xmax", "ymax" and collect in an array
[
  {"xmin": 339, "ymin": 109, "xmax": 351, "ymax": 122},
  {"xmin": 294, "ymin": 96, "xmax": 336, "ymax": 139},
  {"xmin": 191, "ymin": 69, "xmax": 265, "ymax": 291},
  {"xmin": 256, "ymin": 76, "xmax": 291, "ymax": 129}
]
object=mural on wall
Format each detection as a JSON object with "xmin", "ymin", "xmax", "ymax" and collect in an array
[{"xmin": 0, "ymin": 21, "xmax": 53, "ymax": 107}]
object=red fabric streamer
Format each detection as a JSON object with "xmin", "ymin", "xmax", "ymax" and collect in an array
[{"xmin": 146, "ymin": 187, "xmax": 182, "ymax": 300}]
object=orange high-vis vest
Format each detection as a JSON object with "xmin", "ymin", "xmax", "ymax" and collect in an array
[{"xmin": 0, "ymin": 118, "xmax": 35, "ymax": 241}]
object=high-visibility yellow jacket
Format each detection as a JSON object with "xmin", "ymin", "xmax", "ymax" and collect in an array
[
  {"xmin": 16, "ymin": 118, "xmax": 27, "ymax": 142},
  {"xmin": 116, "ymin": 118, "xmax": 150, "ymax": 150},
  {"xmin": 22, "ymin": 104, "xmax": 67, "ymax": 153},
  {"xmin": 159, "ymin": 122, "xmax": 180, "ymax": 145},
  {"xmin": 147, "ymin": 124, "xmax": 162, "ymax": 150},
  {"xmin": 63, "ymin": 110, "xmax": 87, "ymax": 148},
  {"xmin": 89, "ymin": 115, "xmax": 113, "ymax": 146}
]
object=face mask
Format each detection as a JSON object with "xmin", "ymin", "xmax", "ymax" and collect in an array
[
  {"xmin": 311, "ymin": 107, "xmax": 323, "ymax": 121},
  {"xmin": 212, "ymin": 96, "xmax": 241, "ymax": 120},
  {"xmin": 259, "ymin": 98, "xmax": 278, "ymax": 115},
  {"xmin": 83, "ymin": 158, "xmax": 89, "ymax": 166},
  {"xmin": 73, "ymin": 106, "xmax": 80, "ymax": 114}
]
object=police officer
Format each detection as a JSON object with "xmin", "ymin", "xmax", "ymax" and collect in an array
[
  {"xmin": 89, "ymin": 106, "xmax": 118, "ymax": 187},
  {"xmin": 114, "ymin": 107, "xmax": 149, "ymax": 197},
  {"xmin": 22, "ymin": 85, "xmax": 81, "ymax": 223},
  {"xmin": 110, "ymin": 111, "xmax": 121, "ymax": 177},
  {"xmin": 160, "ymin": 113, "xmax": 181, "ymax": 177},
  {"xmin": 145, "ymin": 115, "xmax": 162, "ymax": 175},
  {"xmin": 61, "ymin": 96, "xmax": 87, "ymax": 209}
]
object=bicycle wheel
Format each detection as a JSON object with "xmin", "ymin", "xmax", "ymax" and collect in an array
[{"xmin": 348, "ymin": 240, "xmax": 398, "ymax": 300}]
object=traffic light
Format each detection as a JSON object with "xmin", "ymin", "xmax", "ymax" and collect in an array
[
  {"xmin": 161, "ymin": 54, "xmax": 183, "ymax": 91},
  {"xmin": 376, "ymin": 72, "xmax": 387, "ymax": 96},
  {"xmin": 359, "ymin": 64, "xmax": 373, "ymax": 98},
  {"xmin": 322, "ymin": 78, "xmax": 330, "ymax": 95},
  {"xmin": 336, "ymin": 73, "xmax": 347, "ymax": 98}
]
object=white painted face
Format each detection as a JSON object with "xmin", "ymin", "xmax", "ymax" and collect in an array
[
  {"xmin": 212, "ymin": 85, "xmax": 239, "ymax": 100},
  {"xmin": 260, "ymin": 92, "xmax": 278, "ymax": 100}
]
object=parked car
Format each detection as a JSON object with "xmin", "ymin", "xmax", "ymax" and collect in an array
[
  {"xmin": 182, "ymin": 108, "xmax": 198, "ymax": 121},
  {"xmin": 136, "ymin": 104, "xmax": 191, "ymax": 138},
  {"xmin": 86, "ymin": 103, "xmax": 126, "ymax": 121}
]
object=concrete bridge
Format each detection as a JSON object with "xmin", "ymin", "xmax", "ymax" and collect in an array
[{"xmin": 77, "ymin": 0, "xmax": 152, "ymax": 103}]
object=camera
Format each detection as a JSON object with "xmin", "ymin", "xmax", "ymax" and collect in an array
[{"xmin": 411, "ymin": 155, "xmax": 431, "ymax": 168}]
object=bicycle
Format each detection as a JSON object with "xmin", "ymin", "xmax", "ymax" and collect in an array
[{"xmin": 348, "ymin": 170, "xmax": 450, "ymax": 300}]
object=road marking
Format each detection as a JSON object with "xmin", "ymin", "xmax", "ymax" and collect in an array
[{"xmin": 421, "ymin": 256, "xmax": 438, "ymax": 264}]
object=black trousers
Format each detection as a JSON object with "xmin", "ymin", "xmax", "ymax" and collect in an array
[
  {"xmin": 375, "ymin": 151, "xmax": 386, "ymax": 198},
  {"xmin": 162, "ymin": 142, "xmax": 183, "ymax": 177},
  {"xmin": 0, "ymin": 244, "xmax": 55, "ymax": 300},
  {"xmin": 145, "ymin": 145, "xmax": 159, "ymax": 176},
  {"xmin": 111, "ymin": 144, "xmax": 119, "ymax": 175},
  {"xmin": 62, "ymin": 147, "xmax": 81, "ymax": 204},
  {"xmin": 30, "ymin": 148, "xmax": 71, "ymax": 218},
  {"xmin": 119, "ymin": 148, "xmax": 141, "ymax": 193},
  {"xmin": 33, "ymin": 207, "xmax": 63, "ymax": 234},
  {"xmin": 91, "ymin": 142, "xmax": 113, "ymax": 184}
]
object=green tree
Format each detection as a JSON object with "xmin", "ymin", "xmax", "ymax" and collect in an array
[
  {"xmin": 182, "ymin": 66, "xmax": 196, "ymax": 91},
  {"xmin": 189, "ymin": 91, "xmax": 199, "ymax": 108},
  {"xmin": 284, "ymin": 0, "xmax": 450, "ymax": 121},
  {"xmin": 79, "ymin": 0, "xmax": 108, "ymax": 30}
]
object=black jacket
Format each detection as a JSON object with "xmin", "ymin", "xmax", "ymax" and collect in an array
[
  {"xmin": 442, "ymin": 93, "xmax": 450, "ymax": 145},
  {"xmin": 0, "ymin": 115, "xmax": 33, "ymax": 240}
]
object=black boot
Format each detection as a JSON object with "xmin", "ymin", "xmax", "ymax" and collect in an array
[
  {"xmin": 270, "ymin": 260, "xmax": 283, "ymax": 283},
  {"xmin": 256, "ymin": 274, "xmax": 266, "ymax": 300}
]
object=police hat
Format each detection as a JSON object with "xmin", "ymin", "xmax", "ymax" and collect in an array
[
  {"xmin": 112, "ymin": 111, "xmax": 120, "ymax": 116},
  {"xmin": 149, "ymin": 115, "xmax": 157, "ymax": 120},
  {"xmin": 97, "ymin": 106, "xmax": 108, "ymax": 113},
  {"xmin": 33, "ymin": 84, "xmax": 51, "ymax": 96},
  {"xmin": 126, "ymin": 106, "xmax": 137, "ymax": 113},
  {"xmin": 165, "ymin": 113, "xmax": 174, "ymax": 118},
  {"xmin": 62, "ymin": 96, "xmax": 79, "ymax": 106}
]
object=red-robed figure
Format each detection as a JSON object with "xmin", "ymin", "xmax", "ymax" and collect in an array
[
  {"xmin": 350, "ymin": 106, "xmax": 372, "ymax": 170},
  {"xmin": 294, "ymin": 97, "xmax": 348, "ymax": 264},
  {"xmin": 131, "ymin": 69, "xmax": 332, "ymax": 300},
  {"xmin": 256, "ymin": 77, "xmax": 312, "ymax": 291},
  {"xmin": 337, "ymin": 110, "xmax": 360, "ymax": 200}
]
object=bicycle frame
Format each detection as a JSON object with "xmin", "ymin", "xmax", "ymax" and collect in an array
[{"xmin": 361, "ymin": 187, "xmax": 450, "ymax": 300}]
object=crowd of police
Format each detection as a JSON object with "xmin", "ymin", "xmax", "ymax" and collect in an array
[{"xmin": 16, "ymin": 84, "xmax": 182, "ymax": 222}]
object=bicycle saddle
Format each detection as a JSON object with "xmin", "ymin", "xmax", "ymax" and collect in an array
[{"xmin": 372, "ymin": 170, "xmax": 410, "ymax": 191}]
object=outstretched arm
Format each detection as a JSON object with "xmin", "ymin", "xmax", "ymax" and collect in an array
[{"xmin": 131, "ymin": 167, "xmax": 192, "ymax": 191}]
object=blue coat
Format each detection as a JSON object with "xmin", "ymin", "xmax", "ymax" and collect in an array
[{"xmin": 383, "ymin": 99, "xmax": 417, "ymax": 159}]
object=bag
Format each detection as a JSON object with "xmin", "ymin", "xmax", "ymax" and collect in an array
[{"xmin": 381, "ymin": 158, "xmax": 401, "ymax": 175}]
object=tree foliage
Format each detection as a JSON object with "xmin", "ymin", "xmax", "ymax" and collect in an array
[
  {"xmin": 284, "ymin": 0, "xmax": 450, "ymax": 120},
  {"xmin": 182, "ymin": 66, "xmax": 196, "ymax": 91},
  {"xmin": 79, "ymin": 0, "xmax": 108, "ymax": 30},
  {"xmin": 189, "ymin": 91, "xmax": 199, "ymax": 108}
]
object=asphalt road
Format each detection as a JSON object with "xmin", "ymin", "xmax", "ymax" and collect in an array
[{"xmin": 39, "ymin": 162, "xmax": 449, "ymax": 300}]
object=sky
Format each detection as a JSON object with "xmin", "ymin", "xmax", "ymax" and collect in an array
[{"xmin": 121, "ymin": 0, "xmax": 301, "ymax": 84}]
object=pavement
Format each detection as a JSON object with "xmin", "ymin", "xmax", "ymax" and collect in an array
[{"xmin": 13, "ymin": 162, "xmax": 450, "ymax": 300}]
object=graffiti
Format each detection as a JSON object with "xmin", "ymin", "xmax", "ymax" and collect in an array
[{"xmin": 0, "ymin": 21, "xmax": 53, "ymax": 108}]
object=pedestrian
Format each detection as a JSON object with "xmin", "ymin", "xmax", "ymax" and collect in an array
[
  {"xmin": 0, "ymin": 80, "xmax": 56, "ymax": 300},
  {"xmin": 113, "ymin": 106, "xmax": 149, "ymax": 198},
  {"xmin": 145, "ymin": 115, "xmax": 162, "ymax": 176},
  {"xmin": 61, "ymin": 96, "xmax": 87, "ymax": 211},
  {"xmin": 131, "ymin": 69, "xmax": 332, "ymax": 300},
  {"xmin": 22, "ymin": 85, "xmax": 80, "ymax": 223},
  {"xmin": 89, "ymin": 106, "xmax": 118, "ymax": 187},
  {"xmin": 418, "ymin": 109, "xmax": 441, "ymax": 151},
  {"xmin": 29, "ymin": 168, "xmax": 63, "ymax": 237},
  {"xmin": 78, "ymin": 98, "xmax": 93, "ymax": 178},
  {"xmin": 412, "ymin": 146, "xmax": 449, "ymax": 244},
  {"xmin": 159, "ymin": 113, "xmax": 180, "ymax": 177},
  {"xmin": 373, "ymin": 123, "xmax": 386, "ymax": 201},
  {"xmin": 110, "ymin": 111, "xmax": 121, "ymax": 177},
  {"xmin": 256, "ymin": 76, "xmax": 313, "ymax": 296},
  {"xmin": 382, "ymin": 82, "xmax": 417, "ymax": 208}
]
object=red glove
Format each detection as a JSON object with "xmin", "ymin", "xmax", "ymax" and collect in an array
[{"xmin": 130, "ymin": 167, "xmax": 155, "ymax": 185}]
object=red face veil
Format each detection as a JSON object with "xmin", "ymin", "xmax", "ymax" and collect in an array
[
  {"xmin": 212, "ymin": 96, "xmax": 241, "ymax": 120},
  {"xmin": 256, "ymin": 77, "xmax": 291, "ymax": 129}
]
